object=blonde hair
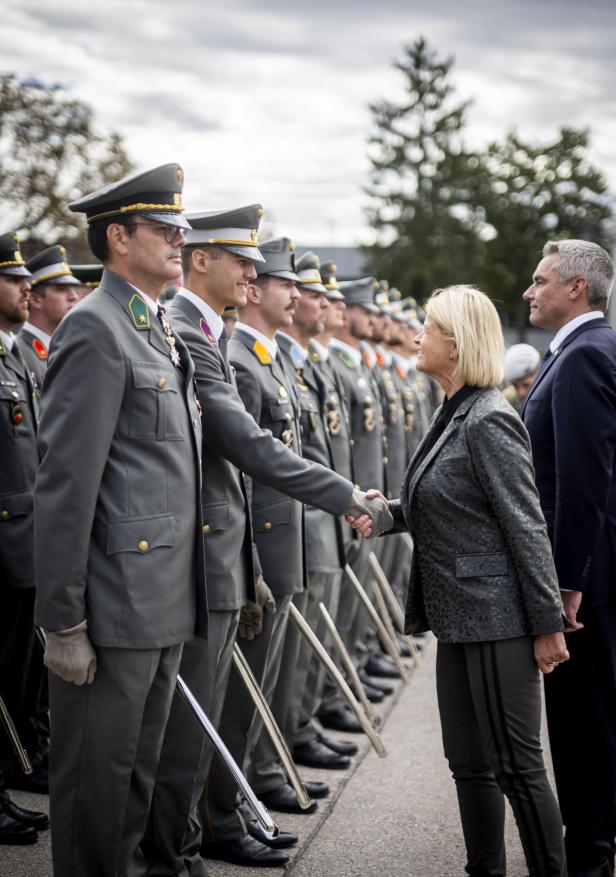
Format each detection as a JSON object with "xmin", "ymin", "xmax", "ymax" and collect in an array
[{"xmin": 424, "ymin": 285, "xmax": 504, "ymax": 387}]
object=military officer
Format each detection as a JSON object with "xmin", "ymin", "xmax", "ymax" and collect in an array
[
  {"xmin": 0, "ymin": 230, "xmax": 50, "ymax": 845},
  {"xmin": 33, "ymin": 163, "xmax": 207, "ymax": 877}
]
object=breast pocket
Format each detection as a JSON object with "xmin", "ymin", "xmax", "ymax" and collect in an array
[
  {"xmin": 0, "ymin": 382, "xmax": 27, "ymax": 437},
  {"xmin": 266, "ymin": 397, "xmax": 295, "ymax": 447},
  {"xmin": 129, "ymin": 362, "xmax": 185, "ymax": 441}
]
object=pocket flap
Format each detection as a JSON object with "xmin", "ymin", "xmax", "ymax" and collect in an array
[
  {"xmin": 0, "ymin": 491, "xmax": 33, "ymax": 520},
  {"xmin": 253, "ymin": 499, "xmax": 292, "ymax": 533},
  {"xmin": 455, "ymin": 552, "xmax": 508, "ymax": 578},
  {"xmin": 106, "ymin": 513, "xmax": 175, "ymax": 555},
  {"xmin": 267, "ymin": 398, "xmax": 294, "ymax": 422},
  {"xmin": 0, "ymin": 382, "xmax": 25, "ymax": 402},
  {"xmin": 131, "ymin": 362, "xmax": 178, "ymax": 393},
  {"xmin": 201, "ymin": 502, "xmax": 230, "ymax": 534}
]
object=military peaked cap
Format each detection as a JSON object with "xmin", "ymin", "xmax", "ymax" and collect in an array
[
  {"xmin": 338, "ymin": 277, "xmax": 380, "ymax": 313},
  {"xmin": 27, "ymin": 245, "xmax": 80, "ymax": 287},
  {"xmin": 0, "ymin": 230, "xmax": 32, "ymax": 277},
  {"xmin": 319, "ymin": 260, "xmax": 344, "ymax": 302},
  {"xmin": 70, "ymin": 264, "xmax": 104, "ymax": 288},
  {"xmin": 295, "ymin": 251, "xmax": 327, "ymax": 293},
  {"xmin": 255, "ymin": 237, "xmax": 299, "ymax": 280},
  {"xmin": 185, "ymin": 205, "xmax": 265, "ymax": 261},
  {"xmin": 69, "ymin": 162, "xmax": 189, "ymax": 228}
]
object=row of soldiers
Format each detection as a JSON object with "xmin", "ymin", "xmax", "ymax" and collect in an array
[{"xmin": 0, "ymin": 162, "xmax": 436, "ymax": 875}]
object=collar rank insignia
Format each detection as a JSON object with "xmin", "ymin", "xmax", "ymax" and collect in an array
[
  {"xmin": 376, "ymin": 351, "xmax": 385, "ymax": 367},
  {"xmin": 289, "ymin": 345, "xmax": 304, "ymax": 370},
  {"xmin": 199, "ymin": 318, "xmax": 216, "ymax": 344},
  {"xmin": 337, "ymin": 349, "xmax": 355, "ymax": 371},
  {"xmin": 309, "ymin": 349, "xmax": 320, "ymax": 363},
  {"xmin": 128, "ymin": 294, "xmax": 151, "ymax": 330},
  {"xmin": 362, "ymin": 350, "xmax": 373, "ymax": 368},
  {"xmin": 32, "ymin": 338, "xmax": 48, "ymax": 359},
  {"xmin": 0, "ymin": 338, "xmax": 5, "ymax": 356},
  {"xmin": 253, "ymin": 340, "xmax": 272, "ymax": 365},
  {"xmin": 395, "ymin": 364, "xmax": 406, "ymax": 379}
]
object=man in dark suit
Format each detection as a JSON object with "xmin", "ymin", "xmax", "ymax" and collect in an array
[{"xmin": 522, "ymin": 239, "xmax": 616, "ymax": 877}]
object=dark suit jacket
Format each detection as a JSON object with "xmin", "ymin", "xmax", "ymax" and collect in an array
[
  {"xmin": 522, "ymin": 316, "xmax": 616, "ymax": 607},
  {"xmin": 390, "ymin": 387, "xmax": 564, "ymax": 641}
]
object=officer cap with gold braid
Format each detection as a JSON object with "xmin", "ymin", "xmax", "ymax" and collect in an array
[
  {"xmin": 69, "ymin": 162, "xmax": 190, "ymax": 229},
  {"xmin": 255, "ymin": 237, "xmax": 299, "ymax": 280},
  {"xmin": 387, "ymin": 287, "xmax": 407, "ymax": 323},
  {"xmin": 319, "ymin": 260, "xmax": 344, "ymax": 302},
  {"xmin": 70, "ymin": 264, "xmax": 104, "ymax": 288},
  {"xmin": 185, "ymin": 205, "xmax": 265, "ymax": 262},
  {"xmin": 295, "ymin": 251, "xmax": 327, "ymax": 294},
  {"xmin": 0, "ymin": 230, "xmax": 32, "ymax": 278},
  {"xmin": 27, "ymin": 245, "xmax": 81, "ymax": 288},
  {"xmin": 338, "ymin": 276, "xmax": 380, "ymax": 313}
]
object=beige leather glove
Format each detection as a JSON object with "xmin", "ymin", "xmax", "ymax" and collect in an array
[
  {"xmin": 344, "ymin": 488, "xmax": 394, "ymax": 536},
  {"xmin": 44, "ymin": 620, "xmax": 97, "ymax": 686},
  {"xmin": 238, "ymin": 575, "xmax": 276, "ymax": 640}
]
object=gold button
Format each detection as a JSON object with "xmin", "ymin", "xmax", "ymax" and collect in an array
[
  {"xmin": 354, "ymin": 483, "xmax": 360, "ymax": 490},
  {"xmin": 157, "ymin": 377, "xmax": 167, "ymax": 389},
  {"xmin": 285, "ymin": 412, "xmax": 292, "ymax": 421},
  {"xmin": 383, "ymin": 456, "xmax": 389, "ymax": 464},
  {"xmin": 138, "ymin": 540, "xmax": 149, "ymax": 552},
  {"xmin": 264, "ymin": 521, "xmax": 273, "ymax": 531},
  {"xmin": 202, "ymin": 524, "xmax": 210, "ymax": 535},
  {"xmin": 1, "ymin": 510, "xmax": 8, "ymax": 520},
  {"xmin": 192, "ymin": 419, "xmax": 197, "ymax": 428},
  {"xmin": 350, "ymin": 439, "xmax": 355, "ymax": 447},
  {"xmin": 11, "ymin": 391, "xmax": 19, "ymax": 400}
]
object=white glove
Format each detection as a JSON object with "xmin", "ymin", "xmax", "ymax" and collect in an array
[
  {"xmin": 239, "ymin": 575, "xmax": 276, "ymax": 640},
  {"xmin": 44, "ymin": 620, "xmax": 97, "ymax": 685}
]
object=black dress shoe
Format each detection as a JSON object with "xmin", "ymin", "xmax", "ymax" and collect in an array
[
  {"xmin": 319, "ymin": 705, "xmax": 364, "ymax": 734},
  {"xmin": 260, "ymin": 783, "xmax": 318, "ymax": 814},
  {"xmin": 0, "ymin": 808, "xmax": 39, "ymax": 845},
  {"xmin": 352, "ymin": 680, "xmax": 385, "ymax": 703},
  {"xmin": 302, "ymin": 780, "xmax": 329, "ymax": 799},
  {"xmin": 394, "ymin": 635, "xmax": 412, "ymax": 657},
  {"xmin": 247, "ymin": 819, "xmax": 298, "ymax": 849},
  {"xmin": 317, "ymin": 732, "xmax": 359, "ymax": 756},
  {"xmin": 1, "ymin": 796, "xmax": 49, "ymax": 830},
  {"xmin": 568, "ymin": 860, "xmax": 614, "ymax": 877},
  {"xmin": 365, "ymin": 653, "xmax": 401, "ymax": 679},
  {"xmin": 293, "ymin": 740, "xmax": 350, "ymax": 770},
  {"xmin": 202, "ymin": 833, "xmax": 289, "ymax": 867},
  {"xmin": 7, "ymin": 765, "xmax": 49, "ymax": 795},
  {"xmin": 359, "ymin": 673, "xmax": 393, "ymax": 695}
]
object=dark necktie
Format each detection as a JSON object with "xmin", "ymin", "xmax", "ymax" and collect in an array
[{"xmin": 156, "ymin": 305, "xmax": 182, "ymax": 369}]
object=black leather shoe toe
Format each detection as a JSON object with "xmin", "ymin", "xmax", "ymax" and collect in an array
[
  {"xmin": 247, "ymin": 819, "xmax": 298, "ymax": 849},
  {"xmin": 260, "ymin": 783, "xmax": 318, "ymax": 814},
  {"xmin": 0, "ymin": 809, "xmax": 39, "ymax": 845},
  {"xmin": 359, "ymin": 673, "xmax": 393, "ymax": 695},
  {"xmin": 302, "ymin": 780, "xmax": 329, "ymax": 799},
  {"xmin": 352, "ymin": 681, "xmax": 384, "ymax": 703},
  {"xmin": 365, "ymin": 653, "xmax": 401, "ymax": 679},
  {"xmin": 293, "ymin": 740, "xmax": 350, "ymax": 769},
  {"xmin": 317, "ymin": 733, "xmax": 359, "ymax": 756},
  {"xmin": 319, "ymin": 705, "xmax": 364, "ymax": 734},
  {"xmin": 2, "ymin": 797, "xmax": 49, "ymax": 831},
  {"xmin": 202, "ymin": 834, "xmax": 289, "ymax": 867},
  {"xmin": 7, "ymin": 765, "xmax": 49, "ymax": 795}
]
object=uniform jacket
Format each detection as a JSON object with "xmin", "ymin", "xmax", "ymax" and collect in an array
[
  {"xmin": 389, "ymin": 387, "xmax": 564, "ymax": 642},
  {"xmin": 16, "ymin": 327, "xmax": 48, "ymax": 396},
  {"xmin": 229, "ymin": 326, "xmax": 352, "ymax": 596},
  {"xmin": 34, "ymin": 269, "xmax": 207, "ymax": 648},
  {"xmin": 522, "ymin": 317, "xmax": 616, "ymax": 607},
  {"xmin": 0, "ymin": 340, "xmax": 39, "ymax": 589}
]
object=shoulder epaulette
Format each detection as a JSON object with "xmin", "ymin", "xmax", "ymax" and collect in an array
[
  {"xmin": 128, "ymin": 293, "xmax": 150, "ymax": 329},
  {"xmin": 253, "ymin": 340, "xmax": 272, "ymax": 365},
  {"xmin": 0, "ymin": 338, "xmax": 5, "ymax": 356}
]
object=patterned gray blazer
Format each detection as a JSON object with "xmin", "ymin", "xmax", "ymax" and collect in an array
[{"xmin": 389, "ymin": 387, "xmax": 564, "ymax": 642}]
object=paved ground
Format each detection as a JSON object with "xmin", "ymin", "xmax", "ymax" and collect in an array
[{"xmin": 1, "ymin": 636, "xmax": 547, "ymax": 876}]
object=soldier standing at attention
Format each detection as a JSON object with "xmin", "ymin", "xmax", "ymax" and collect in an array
[
  {"xmin": 0, "ymin": 230, "xmax": 50, "ymax": 846},
  {"xmin": 17, "ymin": 246, "xmax": 81, "ymax": 392},
  {"xmin": 33, "ymin": 164, "xmax": 207, "ymax": 877}
]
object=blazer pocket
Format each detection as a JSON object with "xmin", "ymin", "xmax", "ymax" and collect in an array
[
  {"xmin": 201, "ymin": 502, "xmax": 230, "ymax": 535},
  {"xmin": 106, "ymin": 512, "xmax": 176, "ymax": 556},
  {"xmin": 455, "ymin": 552, "xmax": 508, "ymax": 578},
  {"xmin": 0, "ymin": 490, "xmax": 32, "ymax": 520},
  {"xmin": 129, "ymin": 362, "xmax": 185, "ymax": 441},
  {"xmin": 253, "ymin": 498, "xmax": 292, "ymax": 533}
]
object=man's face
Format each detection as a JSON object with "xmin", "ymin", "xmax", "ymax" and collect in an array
[
  {"xmin": 348, "ymin": 305, "xmax": 374, "ymax": 340},
  {"xmin": 116, "ymin": 219, "xmax": 186, "ymax": 286},
  {"xmin": 388, "ymin": 320, "xmax": 402, "ymax": 346},
  {"xmin": 320, "ymin": 299, "xmax": 346, "ymax": 333},
  {"xmin": 205, "ymin": 249, "xmax": 257, "ymax": 308},
  {"xmin": 513, "ymin": 374, "xmax": 536, "ymax": 402},
  {"xmin": 30, "ymin": 282, "xmax": 80, "ymax": 330},
  {"xmin": 257, "ymin": 276, "xmax": 300, "ymax": 330},
  {"xmin": 292, "ymin": 289, "xmax": 328, "ymax": 337},
  {"xmin": 523, "ymin": 253, "xmax": 576, "ymax": 333},
  {"xmin": 0, "ymin": 274, "xmax": 31, "ymax": 330}
]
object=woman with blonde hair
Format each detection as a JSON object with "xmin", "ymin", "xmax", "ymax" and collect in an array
[{"xmin": 354, "ymin": 285, "xmax": 569, "ymax": 876}]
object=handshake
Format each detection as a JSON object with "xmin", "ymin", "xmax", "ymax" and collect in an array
[{"xmin": 343, "ymin": 488, "xmax": 393, "ymax": 538}]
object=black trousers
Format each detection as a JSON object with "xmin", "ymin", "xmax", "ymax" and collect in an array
[
  {"xmin": 437, "ymin": 637, "xmax": 565, "ymax": 877},
  {"xmin": 544, "ymin": 603, "xmax": 616, "ymax": 874}
]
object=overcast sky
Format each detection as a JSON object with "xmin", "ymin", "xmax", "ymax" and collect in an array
[{"xmin": 3, "ymin": 0, "xmax": 614, "ymax": 246}]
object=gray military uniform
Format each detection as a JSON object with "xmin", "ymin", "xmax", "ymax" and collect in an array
[
  {"xmin": 15, "ymin": 327, "xmax": 47, "ymax": 395},
  {"xmin": 34, "ymin": 269, "xmax": 206, "ymax": 877}
]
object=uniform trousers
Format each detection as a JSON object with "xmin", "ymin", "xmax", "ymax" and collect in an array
[
  {"xmin": 143, "ymin": 610, "xmax": 239, "ymax": 877},
  {"xmin": 204, "ymin": 594, "xmax": 292, "ymax": 841},
  {"xmin": 543, "ymin": 604, "xmax": 616, "ymax": 874},
  {"xmin": 48, "ymin": 643, "xmax": 183, "ymax": 877},
  {"xmin": 436, "ymin": 637, "xmax": 565, "ymax": 877}
]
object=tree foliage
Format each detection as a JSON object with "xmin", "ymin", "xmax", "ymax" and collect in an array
[{"xmin": 0, "ymin": 74, "xmax": 134, "ymax": 258}]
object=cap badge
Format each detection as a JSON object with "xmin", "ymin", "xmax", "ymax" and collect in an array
[
  {"xmin": 128, "ymin": 293, "xmax": 151, "ymax": 330},
  {"xmin": 176, "ymin": 168, "xmax": 184, "ymax": 182},
  {"xmin": 250, "ymin": 229, "xmax": 258, "ymax": 242}
]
